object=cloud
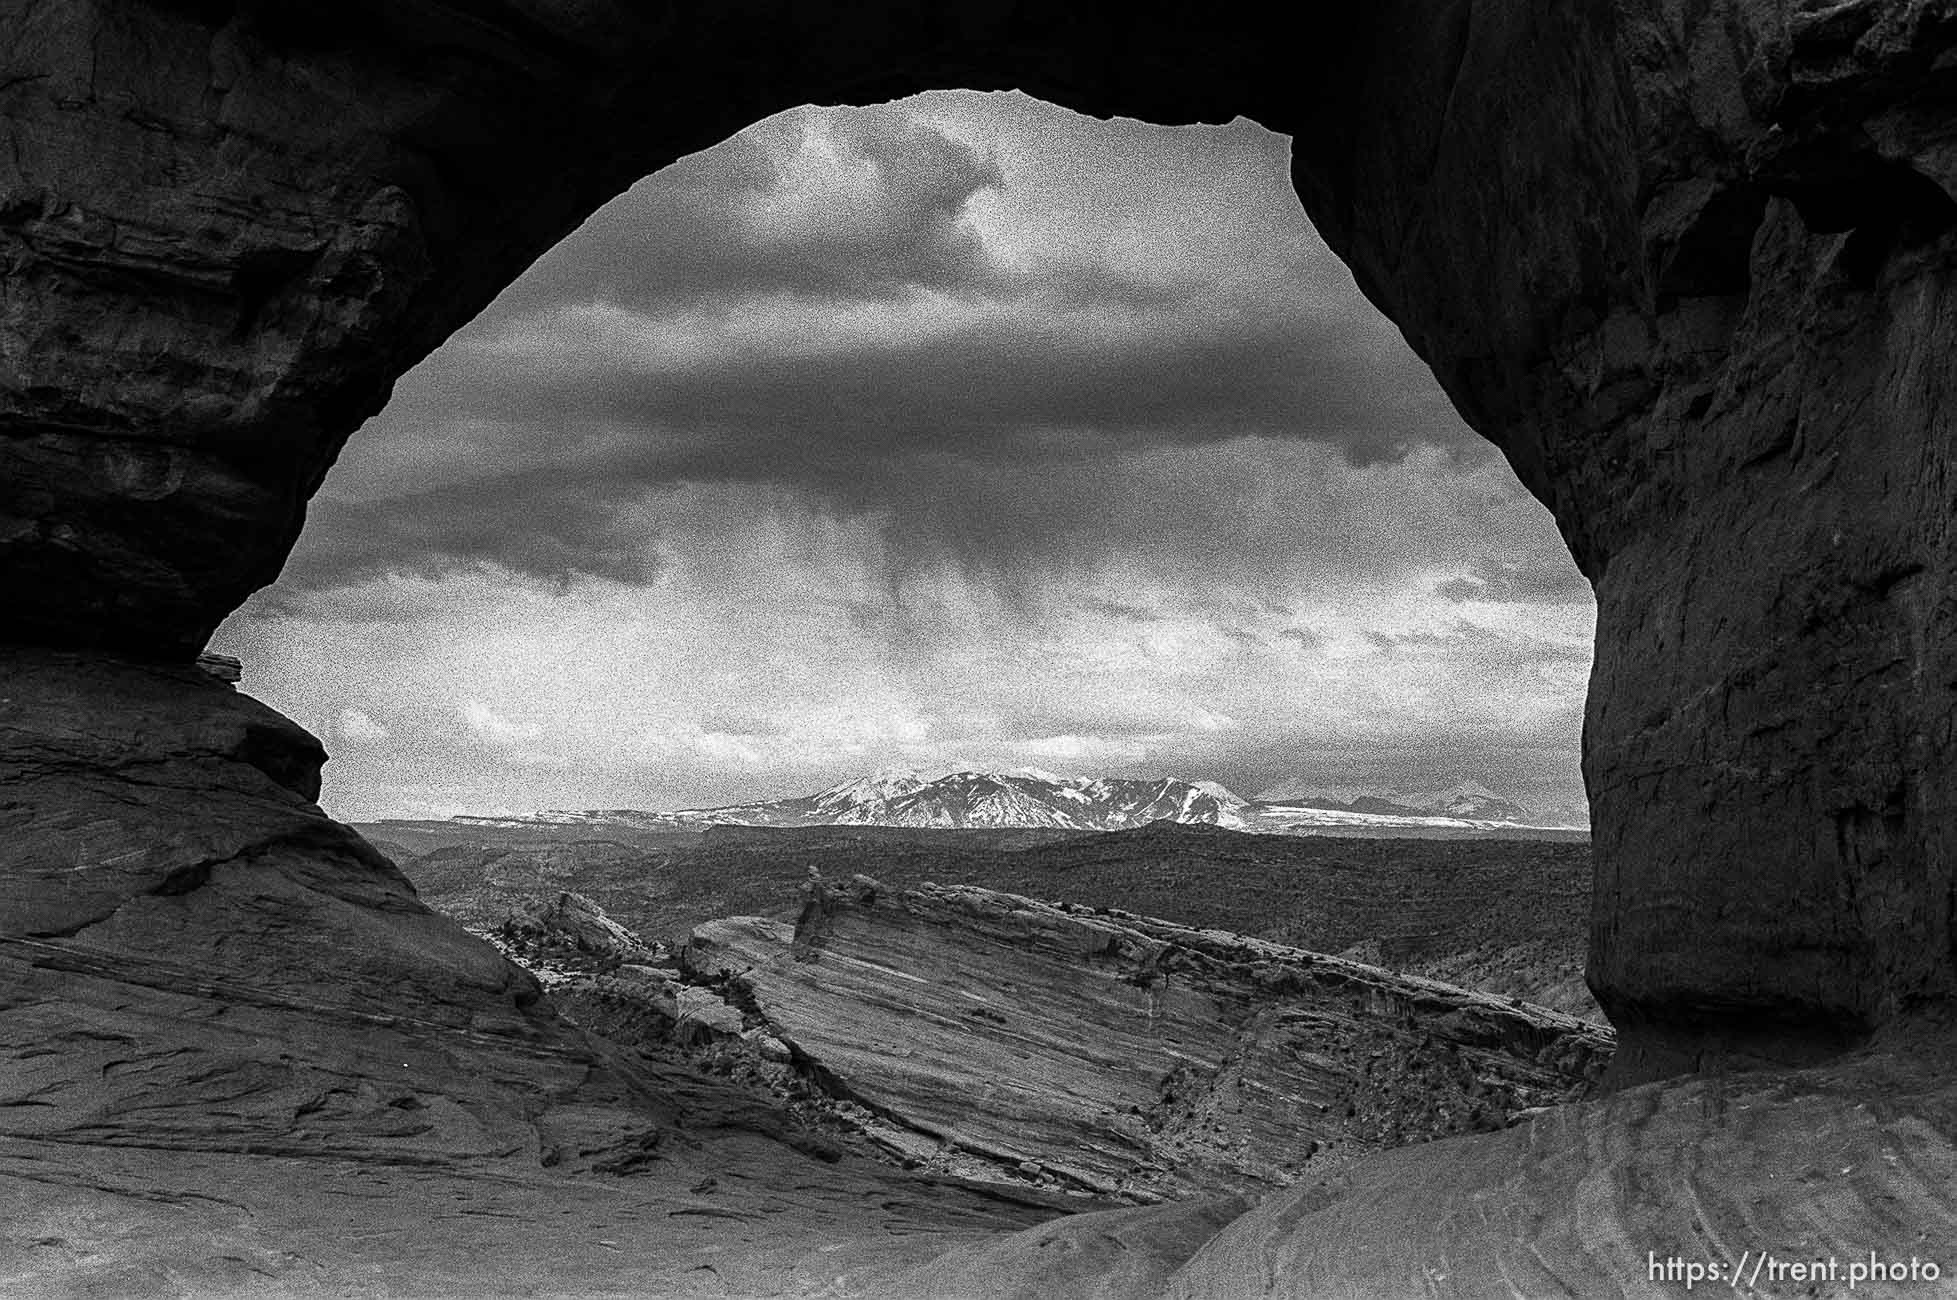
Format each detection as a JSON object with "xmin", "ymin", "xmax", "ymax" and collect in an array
[
  {"xmin": 295, "ymin": 93, "xmax": 1471, "ymax": 596},
  {"xmin": 463, "ymin": 699, "xmax": 532, "ymax": 748},
  {"xmin": 1434, "ymin": 559, "xmax": 1593, "ymax": 605},
  {"xmin": 220, "ymin": 448, "xmax": 1595, "ymax": 822},
  {"xmin": 487, "ymin": 103, "xmax": 1006, "ymax": 316},
  {"xmin": 295, "ymin": 296, "xmax": 1462, "ymax": 592},
  {"xmin": 214, "ymin": 92, "xmax": 1596, "ymax": 822},
  {"xmin": 335, "ymin": 708, "xmax": 390, "ymax": 744}
]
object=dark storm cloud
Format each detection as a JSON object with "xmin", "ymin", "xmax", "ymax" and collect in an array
[
  {"xmin": 298, "ymin": 296, "xmax": 1467, "ymax": 590},
  {"xmin": 281, "ymin": 94, "xmax": 1481, "ymax": 594},
  {"xmin": 1084, "ymin": 597, "xmax": 1167, "ymax": 623},
  {"xmin": 277, "ymin": 472, "xmax": 663, "ymax": 598},
  {"xmin": 488, "ymin": 299, "xmax": 1454, "ymax": 461},
  {"xmin": 289, "ymin": 429, "xmax": 1509, "ymax": 615}
]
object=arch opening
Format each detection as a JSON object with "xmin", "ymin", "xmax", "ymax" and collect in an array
[
  {"xmin": 4, "ymin": 0, "xmax": 1954, "ymax": 1205},
  {"xmin": 207, "ymin": 93, "xmax": 1595, "ymax": 843}
]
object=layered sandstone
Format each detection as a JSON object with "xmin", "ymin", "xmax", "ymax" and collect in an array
[
  {"xmin": 386, "ymin": 820, "xmax": 1600, "ymax": 1015},
  {"xmin": 0, "ymin": 648, "xmax": 899, "ymax": 1190},
  {"xmin": 490, "ymin": 888, "xmax": 665, "ymax": 970},
  {"xmin": 0, "ymin": 650, "xmax": 1056, "ymax": 1295},
  {"xmin": 900, "ymin": 1040, "xmax": 1957, "ymax": 1299},
  {"xmin": 679, "ymin": 877, "xmax": 1610, "ymax": 1202}
]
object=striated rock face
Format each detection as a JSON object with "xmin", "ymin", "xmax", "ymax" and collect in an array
[
  {"xmin": 192, "ymin": 650, "xmax": 241, "ymax": 683},
  {"xmin": 682, "ymin": 876, "xmax": 1611, "ymax": 1202},
  {"xmin": 0, "ymin": 649, "xmax": 1061, "ymax": 1296},
  {"xmin": 387, "ymin": 819, "xmax": 1601, "ymax": 1015},
  {"xmin": 0, "ymin": 646, "xmax": 795, "ymax": 1172}
]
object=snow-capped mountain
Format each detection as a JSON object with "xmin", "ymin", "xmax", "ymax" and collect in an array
[
  {"xmin": 462, "ymin": 767, "xmax": 1250, "ymax": 834},
  {"xmin": 1252, "ymin": 778, "xmax": 1586, "ymax": 829},
  {"xmin": 747, "ymin": 768, "xmax": 1252, "ymax": 832},
  {"xmin": 451, "ymin": 768, "xmax": 1584, "ymax": 836},
  {"xmin": 809, "ymin": 766, "xmax": 929, "ymax": 820}
]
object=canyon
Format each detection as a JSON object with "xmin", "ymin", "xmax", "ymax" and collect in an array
[{"xmin": 6, "ymin": 2, "xmax": 1957, "ymax": 1295}]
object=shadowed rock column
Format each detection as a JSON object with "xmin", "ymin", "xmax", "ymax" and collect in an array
[
  {"xmin": 1576, "ymin": 9, "xmax": 1957, "ymax": 1082},
  {"xmin": 1581, "ymin": 189, "xmax": 1957, "ymax": 1081},
  {"xmin": 1291, "ymin": 3, "xmax": 1957, "ymax": 1082}
]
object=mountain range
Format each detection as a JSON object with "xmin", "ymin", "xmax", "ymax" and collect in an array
[
  {"xmin": 452, "ymin": 768, "xmax": 1589, "ymax": 836},
  {"xmin": 1251, "ymin": 779, "xmax": 1539, "ymax": 823}
]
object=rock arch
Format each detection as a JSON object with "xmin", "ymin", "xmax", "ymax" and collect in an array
[{"xmin": 3, "ymin": 0, "xmax": 1954, "ymax": 1182}]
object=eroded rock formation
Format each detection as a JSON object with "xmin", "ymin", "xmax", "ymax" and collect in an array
[
  {"xmin": 0, "ymin": 653, "xmax": 1057, "ymax": 1294},
  {"xmin": 681, "ymin": 877, "xmax": 1609, "ymax": 1201},
  {"xmin": 0, "ymin": 648, "xmax": 729, "ymax": 1169},
  {"xmin": 492, "ymin": 888, "xmax": 665, "ymax": 969},
  {"xmin": 7, "ymin": 1, "xmax": 1956, "ymax": 1079},
  {"xmin": 386, "ymin": 819, "xmax": 1601, "ymax": 1014},
  {"xmin": 7, "ymin": 0, "xmax": 1957, "ymax": 1294}
]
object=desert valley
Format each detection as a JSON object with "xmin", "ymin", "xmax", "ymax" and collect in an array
[
  {"xmin": 349, "ymin": 766, "xmax": 1608, "ymax": 1203},
  {"xmin": 330, "ymin": 769, "xmax": 1616, "ymax": 1264}
]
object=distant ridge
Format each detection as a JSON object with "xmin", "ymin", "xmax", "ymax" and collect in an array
[
  {"xmin": 1253, "ymin": 778, "xmax": 1588, "ymax": 828},
  {"xmin": 450, "ymin": 766, "xmax": 1588, "ymax": 836}
]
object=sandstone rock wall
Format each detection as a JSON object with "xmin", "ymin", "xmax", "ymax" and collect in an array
[{"xmin": 1269, "ymin": 2, "xmax": 1957, "ymax": 1079}]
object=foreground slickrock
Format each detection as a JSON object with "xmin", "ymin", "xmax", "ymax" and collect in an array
[
  {"xmin": 895, "ymin": 1040, "xmax": 1957, "ymax": 1300},
  {"xmin": 681, "ymin": 876, "xmax": 1611, "ymax": 1202},
  {"xmin": 0, "ymin": 1133, "xmax": 1054, "ymax": 1299},
  {"xmin": 0, "ymin": 649, "xmax": 674, "ymax": 1169},
  {"xmin": 0, "ymin": 651, "xmax": 1052, "ymax": 1296}
]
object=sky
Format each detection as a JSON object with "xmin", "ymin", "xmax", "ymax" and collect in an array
[{"xmin": 211, "ymin": 91, "xmax": 1596, "ymax": 823}]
